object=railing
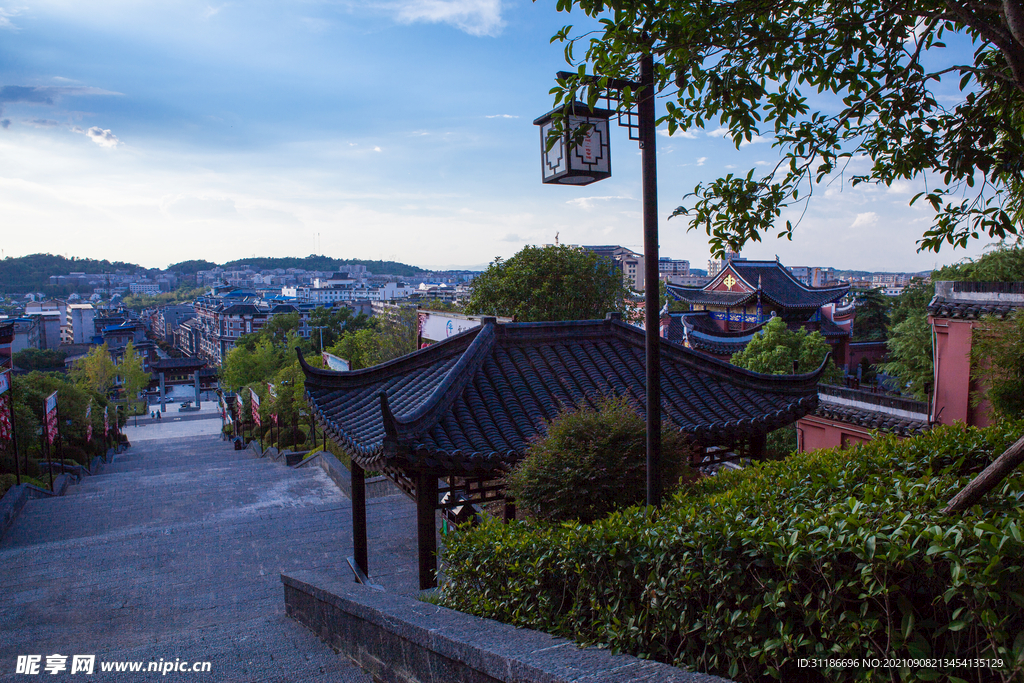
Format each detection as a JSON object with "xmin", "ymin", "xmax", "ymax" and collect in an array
[
  {"xmin": 952, "ymin": 281, "xmax": 1024, "ymax": 294},
  {"xmin": 818, "ymin": 384, "xmax": 928, "ymax": 416}
]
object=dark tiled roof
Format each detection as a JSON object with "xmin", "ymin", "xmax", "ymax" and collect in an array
[
  {"xmin": 668, "ymin": 261, "xmax": 848, "ymax": 311},
  {"xmin": 731, "ymin": 262, "xmax": 849, "ymax": 309},
  {"xmin": 928, "ymin": 300, "xmax": 1024, "ymax": 319},
  {"xmin": 666, "ymin": 312, "xmax": 768, "ymax": 357},
  {"xmin": 816, "ymin": 318, "xmax": 851, "ymax": 338},
  {"xmin": 151, "ymin": 358, "xmax": 207, "ymax": 371},
  {"xmin": 667, "ymin": 287, "xmax": 753, "ymax": 307},
  {"xmin": 813, "ymin": 400, "xmax": 930, "ymax": 437},
  {"xmin": 301, "ymin": 318, "xmax": 825, "ymax": 474}
]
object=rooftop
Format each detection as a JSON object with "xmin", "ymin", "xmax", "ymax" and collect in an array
[{"xmin": 301, "ymin": 316, "xmax": 826, "ymax": 475}]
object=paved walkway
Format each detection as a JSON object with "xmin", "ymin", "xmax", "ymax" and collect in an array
[
  {"xmin": 0, "ymin": 435, "xmax": 420, "ymax": 681},
  {"xmin": 123, "ymin": 402, "xmax": 224, "ymax": 443}
]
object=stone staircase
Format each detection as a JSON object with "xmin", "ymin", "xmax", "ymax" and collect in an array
[{"xmin": 0, "ymin": 434, "xmax": 419, "ymax": 681}]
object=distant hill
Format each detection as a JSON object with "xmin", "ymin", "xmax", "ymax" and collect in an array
[
  {"xmin": 167, "ymin": 259, "xmax": 218, "ymax": 275},
  {"xmin": 220, "ymin": 255, "xmax": 429, "ymax": 277},
  {"xmin": 0, "ymin": 254, "xmax": 141, "ymax": 294}
]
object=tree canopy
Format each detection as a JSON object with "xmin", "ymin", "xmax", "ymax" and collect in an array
[
  {"xmin": 730, "ymin": 316, "xmax": 842, "ymax": 383},
  {"xmin": 548, "ymin": 0, "xmax": 1024, "ymax": 255},
  {"xmin": 465, "ymin": 245, "xmax": 628, "ymax": 321}
]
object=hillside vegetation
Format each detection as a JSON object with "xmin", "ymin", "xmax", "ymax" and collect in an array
[
  {"xmin": 219, "ymin": 255, "xmax": 428, "ymax": 277},
  {"xmin": 0, "ymin": 254, "xmax": 140, "ymax": 294}
]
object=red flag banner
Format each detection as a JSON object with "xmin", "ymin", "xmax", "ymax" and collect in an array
[
  {"xmin": 267, "ymin": 383, "xmax": 278, "ymax": 425},
  {"xmin": 250, "ymin": 388, "xmax": 261, "ymax": 428},
  {"xmin": 45, "ymin": 391, "xmax": 58, "ymax": 445},
  {"xmin": 0, "ymin": 394, "xmax": 11, "ymax": 442},
  {"xmin": 0, "ymin": 370, "xmax": 11, "ymax": 442}
]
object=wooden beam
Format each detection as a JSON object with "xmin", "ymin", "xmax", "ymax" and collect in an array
[{"xmin": 416, "ymin": 470, "xmax": 439, "ymax": 590}]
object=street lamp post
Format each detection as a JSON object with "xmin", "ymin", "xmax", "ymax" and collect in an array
[{"xmin": 537, "ymin": 57, "xmax": 663, "ymax": 507}]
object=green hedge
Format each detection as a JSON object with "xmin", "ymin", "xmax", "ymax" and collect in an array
[{"xmin": 440, "ymin": 422, "xmax": 1024, "ymax": 682}]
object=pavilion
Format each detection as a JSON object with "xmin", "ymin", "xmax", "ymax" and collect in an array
[{"xmin": 299, "ymin": 314, "xmax": 828, "ymax": 589}]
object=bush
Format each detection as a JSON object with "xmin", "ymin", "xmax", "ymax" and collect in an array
[
  {"xmin": 506, "ymin": 395, "xmax": 699, "ymax": 523},
  {"xmin": 442, "ymin": 421, "xmax": 1024, "ymax": 682}
]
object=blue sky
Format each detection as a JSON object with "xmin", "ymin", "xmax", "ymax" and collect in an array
[{"xmin": 0, "ymin": 0, "xmax": 991, "ymax": 272}]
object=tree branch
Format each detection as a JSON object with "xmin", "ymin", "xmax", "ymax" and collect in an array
[{"xmin": 944, "ymin": 433, "xmax": 1024, "ymax": 513}]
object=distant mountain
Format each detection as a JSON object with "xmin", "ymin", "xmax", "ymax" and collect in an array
[
  {"xmin": 219, "ymin": 255, "xmax": 429, "ymax": 277},
  {"xmin": 0, "ymin": 253, "xmax": 141, "ymax": 294}
]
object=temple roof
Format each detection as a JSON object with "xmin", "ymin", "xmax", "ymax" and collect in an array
[
  {"xmin": 668, "ymin": 260, "xmax": 849, "ymax": 311},
  {"xmin": 666, "ymin": 312, "xmax": 769, "ymax": 357},
  {"xmin": 300, "ymin": 317, "xmax": 826, "ymax": 474}
]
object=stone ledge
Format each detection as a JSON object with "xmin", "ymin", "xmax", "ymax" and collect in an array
[{"xmin": 282, "ymin": 570, "xmax": 732, "ymax": 683}]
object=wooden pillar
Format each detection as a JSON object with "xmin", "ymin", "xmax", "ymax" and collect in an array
[
  {"xmin": 351, "ymin": 460, "xmax": 368, "ymax": 580},
  {"xmin": 749, "ymin": 434, "xmax": 767, "ymax": 461},
  {"xmin": 416, "ymin": 470, "xmax": 438, "ymax": 590}
]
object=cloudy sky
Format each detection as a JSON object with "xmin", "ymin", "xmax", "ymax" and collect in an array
[{"xmin": 0, "ymin": 0, "xmax": 992, "ymax": 272}]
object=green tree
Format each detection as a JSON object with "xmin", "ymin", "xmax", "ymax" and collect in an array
[
  {"xmin": 118, "ymin": 342, "xmax": 150, "ymax": 414},
  {"xmin": 730, "ymin": 317, "xmax": 841, "ymax": 383},
  {"xmin": 326, "ymin": 310, "xmax": 418, "ymax": 370},
  {"xmin": 970, "ymin": 310, "xmax": 1024, "ymax": 419},
  {"xmin": 221, "ymin": 337, "xmax": 283, "ymax": 391},
  {"xmin": 547, "ymin": 0, "xmax": 1024, "ymax": 256},
  {"xmin": 307, "ymin": 305, "xmax": 371, "ymax": 352},
  {"xmin": 13, "ymin": 348, "xmax": 68, "ymax": 372},
  {"xmin": 71, "ymin": 344, "xmax": 117, "ymax": 396},
  {"xmin": 850, "ymin": 288, "xmax": 889, "ymax": 342},
  {"xmin": 506, "ymin": 395, "xmax": 697, "ymax": 523},
  {"xmin": 465, "ymin": 245, "xmax": 627, "ymax": 321}
]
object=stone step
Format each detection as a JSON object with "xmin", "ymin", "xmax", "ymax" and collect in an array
[{"xmin": 1, "ymin": 433, "xmax": 419, "ymax": 681}]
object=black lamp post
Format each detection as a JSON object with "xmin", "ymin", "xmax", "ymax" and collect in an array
[{"xmin": 536, "ymin": 55, "xmax": 663, "ymax": 508}]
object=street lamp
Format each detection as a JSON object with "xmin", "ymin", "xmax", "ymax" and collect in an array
[
  {"xmin": 536, "ymin": 56, "xmax": 663, "ymax": 508},
  {"xmin": 533, "ymin": 102, "xmax": 613, "ymax": 185}
]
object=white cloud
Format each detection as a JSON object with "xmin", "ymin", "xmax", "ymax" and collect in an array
[
  {"xmin": 0, "ymin": 7, "xmax": 19, "ymax": 30},
  {"xmin": 566, "ymin": 195, "xmax": 633, "ymax": 210},
  {"xmin": 657, "ymin": 128, "xmax": 698, "ymax": 139},
  {"xmin": 850, "ymin": 211, "xmax": 878, "ymax": 229},
  {"xmin": 72, "ymin": 126, "xmax": 121, "ymax": 148},
  {"xmin": 373, "ymin": 145, "xmax": 381, "ymax": 152},
  {"xmin": 887, "ymin": 180, "xmax": 913, "ymax": 195},
  {"xmin": 485, "ymin": 114, "xmax": 518, "ymax": 119},
  {"xmin": 391, "ymin": 0, "xmax": 503, "ymax": 37},
  {"xmin": 161, "ymin": 194, "xmax": 239, "ymax": 222},
  {"xmin": 203, "ymin": 4, "xmax": 225, "ymax": 19},
  {"xmin": 696, "ymin": 156, "xmax": 706, "ymax": 166},
  {"xmin": 704, "ymin": 126, "xmax": 769, "ymax": 146}
]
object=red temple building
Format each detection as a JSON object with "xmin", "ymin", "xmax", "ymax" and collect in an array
[{"xmin": 665, "ymin": 258, "xmax": 854, "ymax": 368}]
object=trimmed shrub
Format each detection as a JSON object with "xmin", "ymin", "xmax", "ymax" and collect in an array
[
  {"xmin": 441, "ymin": 421, "xmax": 1024, "ymax": 682},
  {"xmin": 506, "ymin": 395, "xmax": 699, "ymax": 523}
]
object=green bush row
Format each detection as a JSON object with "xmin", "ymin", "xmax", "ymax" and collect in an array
[{"xmin": 440, "ymin": 422, "xmax": 1024, "ymax": 682}]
